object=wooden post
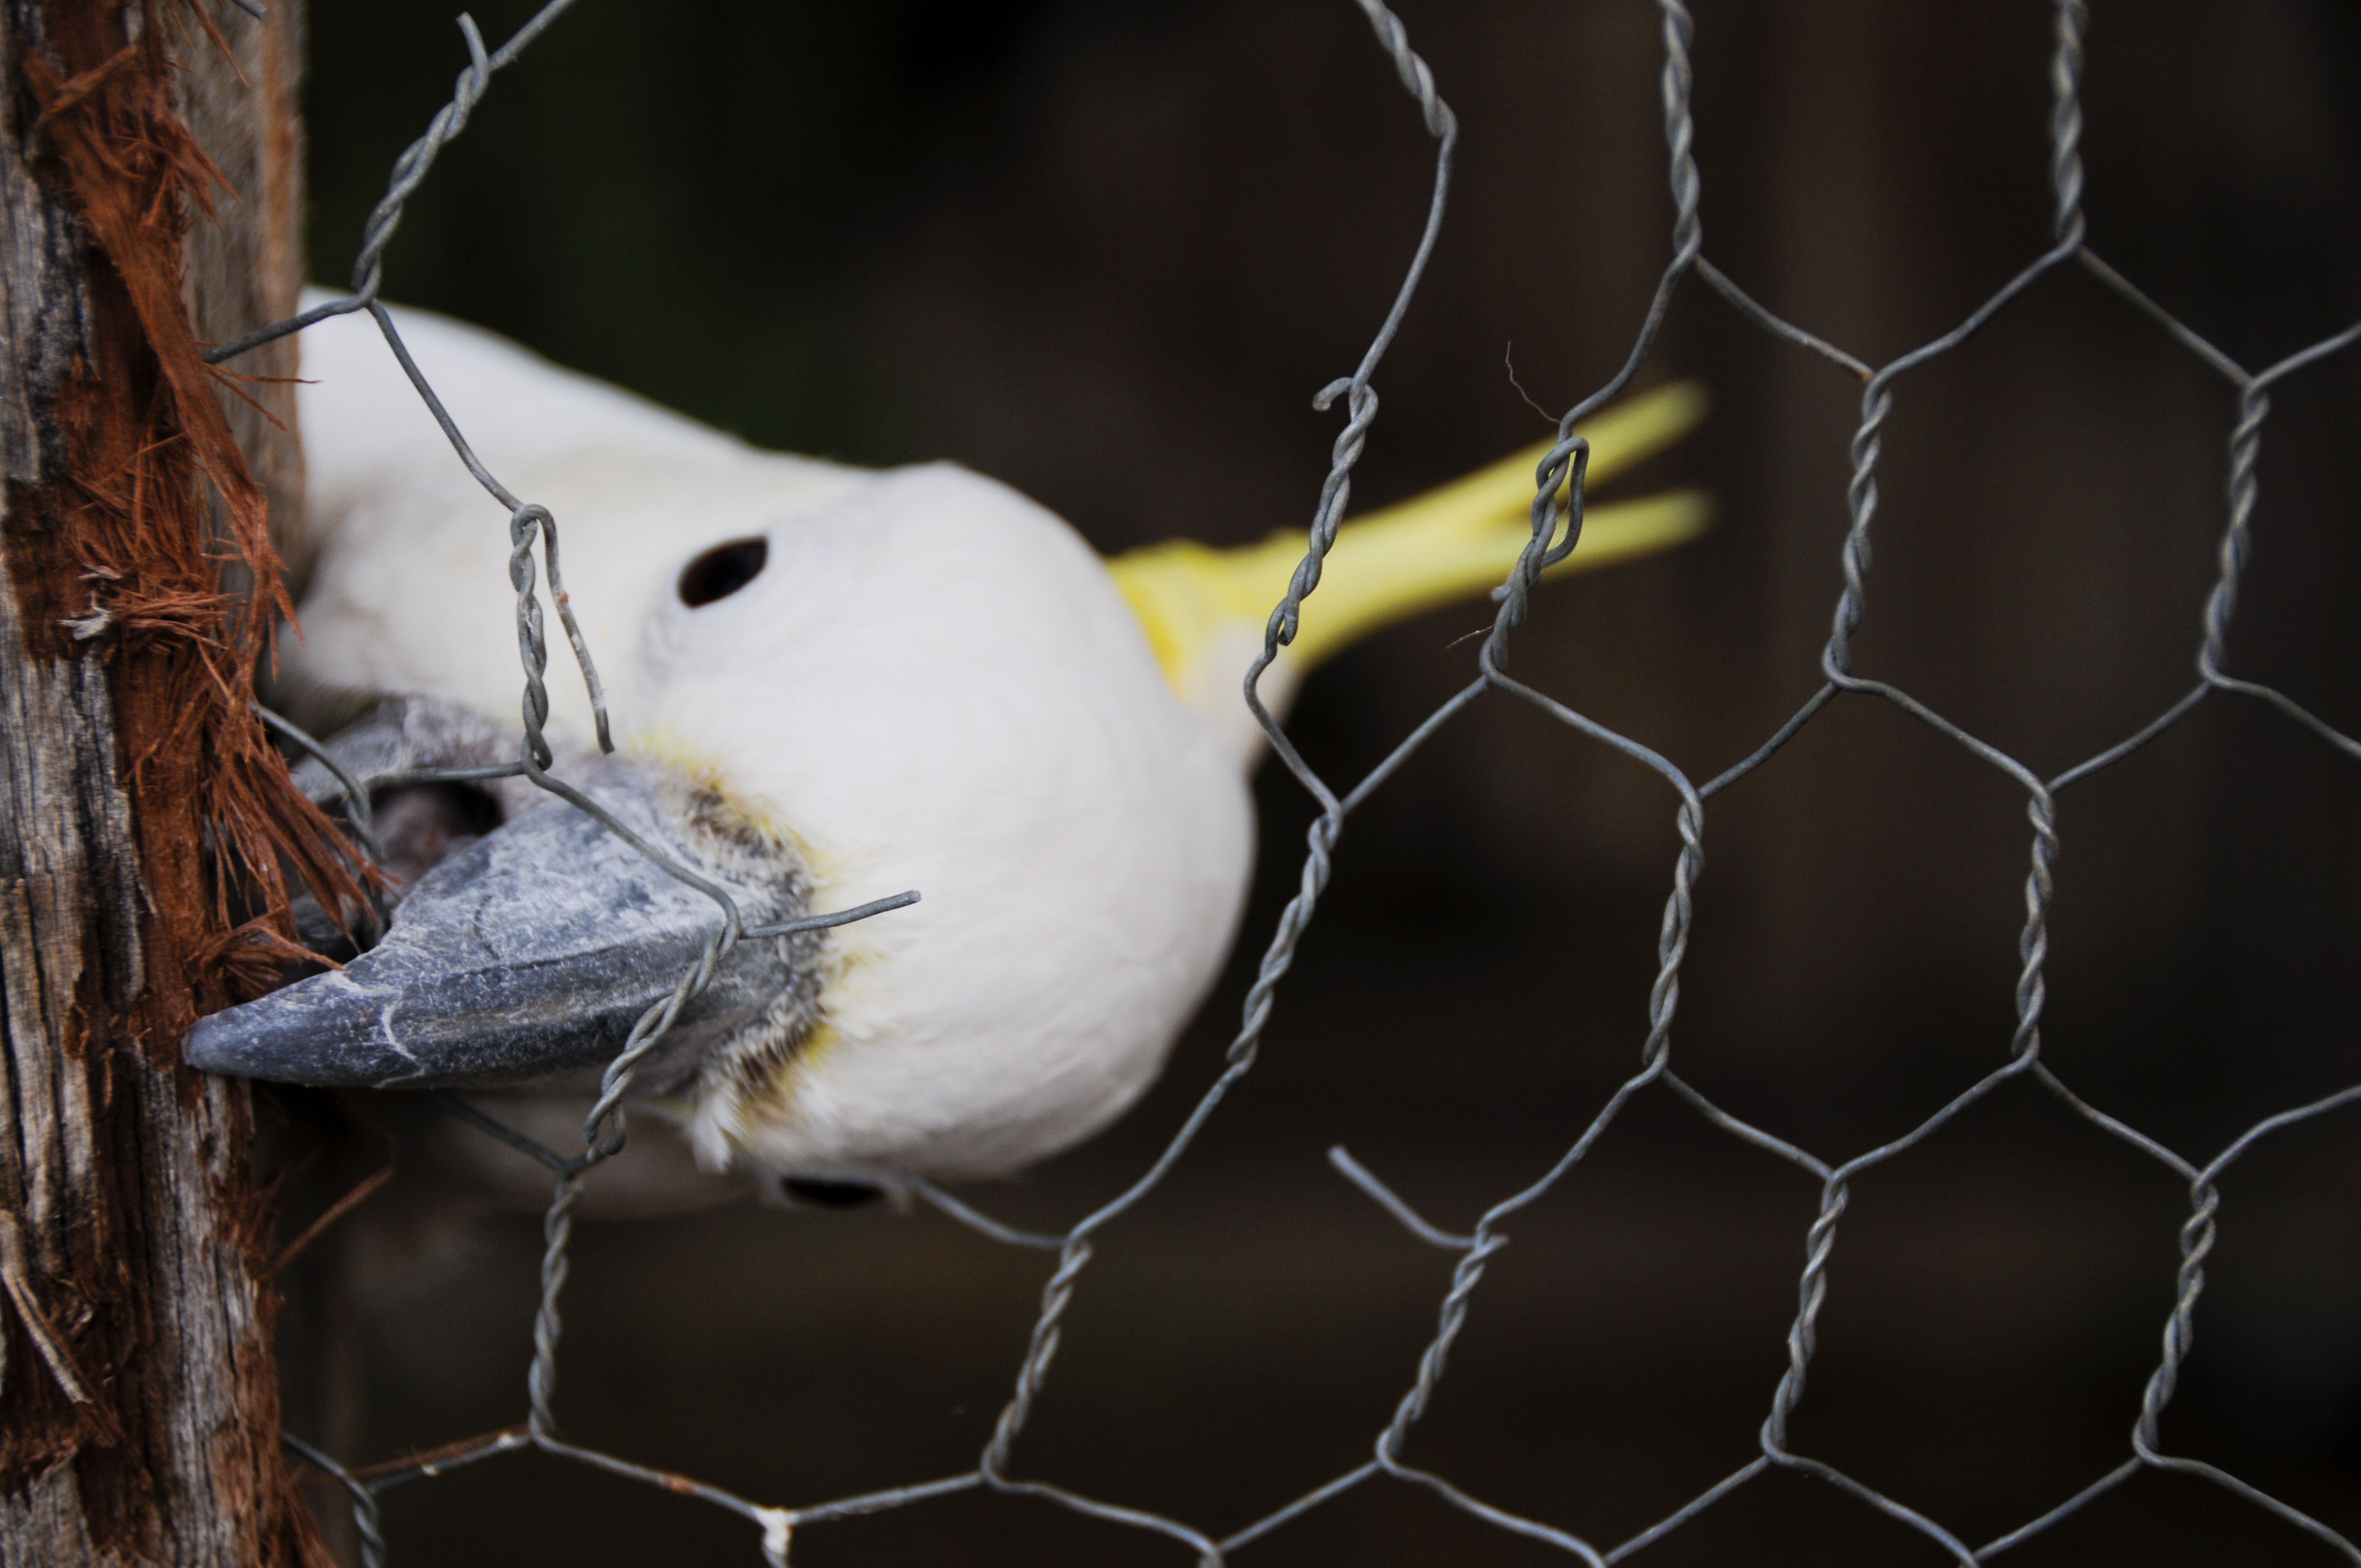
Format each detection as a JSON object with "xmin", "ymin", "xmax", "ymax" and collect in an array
[{"xmin": 0, "ymin": 2, "xmax": 335, "ymax": 1563}]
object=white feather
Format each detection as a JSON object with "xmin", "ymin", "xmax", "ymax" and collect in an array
[{"xmin": 291, "ymin": 295, "xmax": 1255, "ymax": 1181}]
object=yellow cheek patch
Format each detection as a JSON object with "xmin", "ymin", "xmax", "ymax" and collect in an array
[
  {"xmin": 626, "ymin": 728, "xmax": 809, "ymax": 857},
  {"xmin": 625, "ymin": 726, "xmax": 722, "ymax": 778},
  {"xmin": 733, "ymin": 1020, "xmax": 839, "ymax": 1136}
]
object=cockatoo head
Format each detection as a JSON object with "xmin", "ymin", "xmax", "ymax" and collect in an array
[{"xmin": 190, "ymin": 442, "xmax": 1258, "ymax": 1186}]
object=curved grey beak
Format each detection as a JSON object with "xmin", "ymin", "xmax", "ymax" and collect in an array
[{"xmin": 187, "ymin": 769, "xmax": 801, "ymax": 1091}]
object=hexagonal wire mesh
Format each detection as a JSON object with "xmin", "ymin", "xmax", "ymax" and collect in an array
[{"xmin": 205, "ymin": 1, "xmax": 2361, "ymax": 1562}]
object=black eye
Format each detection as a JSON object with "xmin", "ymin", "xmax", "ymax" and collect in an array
[
  {"xmin": 780, "ymin": 1177, "xmax": 884, "ymax": 1208},
  {"xmin": 678, "ymin": 537, "xmax": 769, "ymax": 607}
]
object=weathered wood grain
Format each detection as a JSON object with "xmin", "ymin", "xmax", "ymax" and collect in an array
[{"xmin": 0, "ymin": 2, "xmax": 325, "ymax": 1563}]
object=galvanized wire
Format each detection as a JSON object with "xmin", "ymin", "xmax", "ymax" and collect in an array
[{"xmin": 225, "ymin": 0, "xmax": 2361, "ymax": 1561}]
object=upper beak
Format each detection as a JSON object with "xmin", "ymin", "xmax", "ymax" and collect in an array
[{"xmin": 187, "ymin": 764, "xmax": 803, "ymax": 1091}]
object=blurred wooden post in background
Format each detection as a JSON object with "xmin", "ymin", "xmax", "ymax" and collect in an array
[{"xmin": 0, "ymin": 2, "xmax": 322, "ymax": 1562}]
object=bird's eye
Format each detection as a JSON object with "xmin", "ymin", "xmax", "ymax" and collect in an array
[
  {"xmin": 678, "ymin": 537, "xmax": 769, "ymax": 607},
  {"xmin": 780, "ymin": 1177, "xmax": 884, "ymax": 1208}
]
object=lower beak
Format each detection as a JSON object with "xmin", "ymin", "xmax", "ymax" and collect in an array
[{"xmin": 187, "ymin": 765, "xmax": 802, "ymax": 1091}]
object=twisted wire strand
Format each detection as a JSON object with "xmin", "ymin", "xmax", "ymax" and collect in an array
[
  {"xmin": 2049, "ymin": 0, "xmax": 2090, "ymax": 243},
  {"xmin": 203, "ymin": 2, "xmax": 586, "ymax": 366},
  {"xmin": 2198, "ymin": 383, "xmax": 2271, "ymax": 684},
  {"xmin": 975, "ymin": 2, "xmax": 1460, "ymax": 1517}
]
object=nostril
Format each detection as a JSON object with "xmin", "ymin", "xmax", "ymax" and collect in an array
[{"xmin": 369, "ymin": 782, "xmax": 502, "ymax": 890}]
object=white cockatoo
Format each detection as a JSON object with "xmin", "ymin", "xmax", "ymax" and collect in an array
[{"xmin": 188, "ymin": 295, "xmax": 1706, "ymax": 1211}]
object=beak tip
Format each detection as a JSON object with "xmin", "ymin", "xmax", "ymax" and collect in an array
[
  {"xmin": 185, "ymin": 1007, "xmax": 284, "ymax": 1079},
  {"xmin": 183, "ymin": 1013, "xmax": 242, "ymax": 1076},
  {"xmin": 184, "ymin": 984, "xmax": 411, "ymax": 1088}
]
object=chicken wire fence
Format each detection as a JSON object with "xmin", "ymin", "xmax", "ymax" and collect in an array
[{"xmin": 197, "ymin": 0, "xmax": 2361, "ymax": 1562}]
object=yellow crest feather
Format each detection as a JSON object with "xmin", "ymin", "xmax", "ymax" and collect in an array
[{"xmin": 1108, "ymin": 381, "xmax": 1711, "ymax": 709}]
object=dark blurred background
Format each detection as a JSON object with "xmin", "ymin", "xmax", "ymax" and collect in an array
[{"xmin": 286, "ymin": 1, "xmax": 2360, "ymax": 1562}]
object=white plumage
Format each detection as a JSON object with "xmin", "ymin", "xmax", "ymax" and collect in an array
[
  {"xmin": 277, "ymin": 297, "xmax": 1250, "ymax": 1183},
  {"xmin": 194, "ymin": 293, "xmax": 1705, "ymax": 1206}
]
